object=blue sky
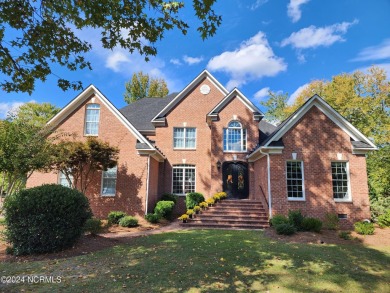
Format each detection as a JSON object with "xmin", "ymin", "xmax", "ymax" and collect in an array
[{"xmin": 1, "ymin": 0, "xmax": 390, "ymax": 117}]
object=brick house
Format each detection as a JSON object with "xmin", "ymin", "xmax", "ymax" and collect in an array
[{"xmin": 27, "ymin": 70, "xmax": 376, "ymax": 224}]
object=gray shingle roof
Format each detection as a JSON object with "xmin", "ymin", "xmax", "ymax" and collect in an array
[
  {"xmin": 351, "ymin": 141, "xmax": 375, "ymax": 148},
  {"xmin": 119, "ymin": 93, "xmax": 177, "ymax": 131}
]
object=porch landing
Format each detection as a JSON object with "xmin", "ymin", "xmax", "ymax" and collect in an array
[{"xmin": 180, "ymin": 199, "xmax": 269, "ymax": 229}]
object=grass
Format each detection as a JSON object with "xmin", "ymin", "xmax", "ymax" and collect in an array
[{"xmin": 1, "ymin": 230, "xmax": 389, "ymax": 292}]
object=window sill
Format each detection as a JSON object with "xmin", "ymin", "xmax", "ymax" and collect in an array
[
  {"xmin": 84, "ymin": 134, "xmax": 99, "ymax": 137},
  {"xmin": 334, "ymin": 199, "xmax": 352, "ymax": 203},
  {"xmin": 101, "ymin": 194, "xmax": 115, "ymax": 197},
  {"xmin": 173, "ymin": 148, "xmax": 197, "ymax": 151},
  {"xmin": 223, "ymin": 151, "xmax": 247, "ymax": 153},
  {"xmin": 287, "ymin": 198, "xmax": 306, "ymax": 201}
]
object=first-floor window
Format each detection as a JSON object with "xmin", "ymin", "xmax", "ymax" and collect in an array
[
  {"xmin": 102, "ymin": 166, "xmax": 117, "ymax": 196},
  {"xmin": 286, "ymin": 161, "xmax": 305, "ymax": 199},
  {"xmin": 172, "ymin": 164, "xmax": 195, "ymax": 195},
  {"xmin": 331, "ymin": 162, "xmax": 350, "ymax": 200},
  {"xmin": 59, "ymin": 171, "xmax": 73, "ymax": 188}
]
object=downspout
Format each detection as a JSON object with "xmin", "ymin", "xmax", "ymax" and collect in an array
[
  {"xmin": 145, "ymin": 155, "xmax": 151, "ymax": 215},
  {"xmin": 260, "ymin": 148, "xmax": 272, "ymax": 218}
]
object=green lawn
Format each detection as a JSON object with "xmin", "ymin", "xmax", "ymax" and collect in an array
[{"xmin": 1, "ymin": 230, "xmax": 389, "ymax": 292}]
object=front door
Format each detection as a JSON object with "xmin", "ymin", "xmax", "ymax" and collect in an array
[{"xmin": 222, "ymin": 161, "xmax": 249, "ymax": 199}]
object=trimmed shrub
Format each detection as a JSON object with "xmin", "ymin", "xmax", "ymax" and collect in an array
[
  {"xmin": 354, "ymin": 221, "xmax": 375, "ymax": 235},
  {"xmin": 275, "ymin": 223, "xmax": 296, "ymax": 235},
  {"xmin": 301, "ymin": 217, "xmax": 323, "ymax": 233},
  {"xmin": 185, "ymin": 192, "xmax": 205, "ymax": 209},
  {"xmin": 288, "ymin": 210, "xmax": 304, "ymax": 231},
  {"xmin": 108, "ymin": 211, "xmax": 127, "ymax": 225},
  {"xmin": 339, "ymin": 231, "xmax": 352, "ymax": 240},
  {"xmin": 270, "ymin": 214, "xmax": 289, "ymax": 226},
  {"xmin": 160, "ymin": 193, "xmax": 178, "ymax": 204},
  {"xmin": 119, "ymin": 216, "xmax": 138, "ymax": 227},
  {"xmin": 145, "ymin": 213, "xmax": 160, "ymax": 224},
  {"xmin": 377, "ymin": 209, "xmax": 390, "ymax": 228},
  {"xmin": 4, "ymin": 184, "xmax": 92, "ymax": 255},
  {"xmin": 324, "ymin": 213, "xmax": 339, "ymax": 230},
  {"xmin": 83, "ymin": 218, "xmax": 103, "ymax": 235},
  {"xmin": 154, "ymin": 200, "xmax": 175, "ymax": 219}
]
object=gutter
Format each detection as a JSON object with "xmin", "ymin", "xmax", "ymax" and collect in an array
[{"xmin": 145, "ymin": 156, "xmax": 151, "ymax": 215}]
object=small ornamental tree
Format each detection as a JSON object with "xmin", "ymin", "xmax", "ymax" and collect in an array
[{"xmin": 52, "ymin": 138, "xmax": 119, "ymax": 193}]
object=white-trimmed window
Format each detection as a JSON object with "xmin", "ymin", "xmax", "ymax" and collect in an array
[
  {"xmin": 173, "ymin": 128, "xmax": 196, "ymax": 149},
  {"xmin": 59, "ymin": 171, "xmax": 73, "ymax": 188},
  {"xmin": 101, "ymin": 166, "xmax": 117, "ymax": 196},
  {"xmin": 84, "ymin": 104, "xmax": 100, "ymax": 135},
  {"xmin": 331, "ymin": 162, "xmax": 351, "ymax": 201},
  {"xmin": 172, "ymin": 164, "xmax": 195, "ymax": 195},
  {"xmin": 286, "ymin": 161, "xmax": 305, "ymax": 200},
  {"xmin": 223, "ymin": 121, "xmax": 247, "ymax": 152}
]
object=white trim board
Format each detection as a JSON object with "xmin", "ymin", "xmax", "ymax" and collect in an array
[{"xmin": 151, "ymin": 70, "xmax": 229, "ymax": 124}]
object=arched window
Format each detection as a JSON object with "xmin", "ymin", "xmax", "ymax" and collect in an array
[
  {"xmin": 223, "ymin": 121, "xmax": 247, "ymax": 152},
  {"xmin": 84, "ymin": 103, "xmax": 100, "ymax": 135},
  {"xmin": 172, "ymin": 164, "xmax": 196, "ymax": 195}
]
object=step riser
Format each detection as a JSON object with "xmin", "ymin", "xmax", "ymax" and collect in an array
[{"xmin": 184, "ymin": 200, "xmax": 268, "ymax": 229}]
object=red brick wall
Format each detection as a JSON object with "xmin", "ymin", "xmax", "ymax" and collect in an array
[
  {"xmin": 153, "ymin": 78, "xmax": 260, "ymax": 207},
  {"xmin": 269, "ymin": 106, "xmax": 370, "ymax": 226},
  {"xmin": 253, "ymin": 156, "xmax": 269, "ymax": 214},
  {"xmin": 154, "ymin": 78, "xmax": 224, "ymax": 200},
  {"xmin": 27, "ymin": 94, "xmax": 149, "ymax": 218},
  {"xmin": 147, "ymin": 157, "xmax": 160, "ymax": 213}
]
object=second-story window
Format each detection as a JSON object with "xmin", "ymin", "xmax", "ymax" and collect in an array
[
  {"xmin": 173, "ymin": 127, "xmax": 196, "ymax": 149},
  {"xmin": 84, "ymin": 103, "xmax": 100, "ymax": 136},
  {"xmin": 223, "ymin": 121, "xmax": 247, "ymax": 152}
]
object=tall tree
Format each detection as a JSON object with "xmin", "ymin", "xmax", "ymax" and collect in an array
[
  {"xmin": 52, "ymin": 138, "xmax": 119, "ymax": 194},
  {"xmin": 260, "ymin": 91, "xmax": 289, "ymax": 124},
  {"xmin": 0, "ymin": 1, "xmax": 221, "ymax": 94},
  {"xmin": 11, "ymin": 102, "xmax": 60, "ymax": 127},
  {"xmin": 124, "ymin": 71, "xmax": 169, "ymax": 103}
]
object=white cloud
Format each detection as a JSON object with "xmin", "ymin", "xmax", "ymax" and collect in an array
[
  {"xmin": 288, "ymin": 83, "xmax": 309, "ymax": 104},
  {"xmin": 281, "ymin": 20, "xmax": 358, "ymax": 49},
  {"xmin": 170, "ymin": 58, "xmax": 182, "ymax": 66},
  {"xmin": 0, "ymin": 100, "xmax": 36, "ymax": 118},
  {"xmin": 183, "ymin": 55, "xmax": 204, "ymax": 65},
  {"xmin": 249, "ymin": 0, "xmax": 268, "ymax": 11},
  {"xmin": 105, "ymin": 51, "xmax": 131, "ymax": 72},
  {"xmin": 352, "ymin": 39, "xmax": 390, "ymax": 62},
  {"xmin": 287, "ymin": 0, "xmax": 310, "ymax": 23},
  {"xmin": 207, "ymin": 32, "xmax": 287, "ymax": 89},
  {"xmin": 254, "ymin": 87, "xmax": 270, "ymax": 101}
]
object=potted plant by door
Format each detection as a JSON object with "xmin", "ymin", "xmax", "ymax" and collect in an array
[
  {"xmin": 178, "ymin": 214, "xmax": 189, "ymax": 223},
  {"xmin": 194, "ymin": 206, "xmax": 201, "ymax": 214},
  {"xmin": 199, "ymin": 201, "xmax": 208, "ymax": 210},
  {"xmin": 186, "ymin": 209, "xmax": 194, "ymax": 219},
  {"xmin": 206, "ymin": 198, "xmax": 215, "ymax": 207}
]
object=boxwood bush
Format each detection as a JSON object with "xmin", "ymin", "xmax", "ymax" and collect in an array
[
  {"xmin": 4, "ymin": 184, "xmax": 92, "ymax": 255},
  {"xmin": 160, "ymin": 193, "xmax": 178, "ymax": 204},
  {"xmin": 154, "ymin": 200, "xmax": 175, "ymax": 219},
  {"xmin": 275, "ymin": 223, "xmax": 296, "ymax": 235},
  {"xmin": 119, "ymin": 216, "xmax": 138, "ymax": 227},
  {"xmin": 185, "ymin": 192, "xmax": 205, "ymax": 209},
  {"xmin": 377, "ymin": 210, "xmax": 390, "ymax": 228},
  {"xmin": 145, "ymin": 213, "xmax": 160, "ymax": 224},
  {"xmin": 108, "ymin": 211, "xmax": 127, "ymax": 225},
  {"xmin": 288, "ymin": 210, "xmax": 305, "ymax": 231},
  {"xmin": 301, "ymin": 217, "xmax": 323, "ymax": 233},
  {"xmin": 270, "ymin": 214, "xmax": 289, "ymax": 226},
  {"xmin": 354, "ymin": 221, "xmax": 375, "ymax": 235},
  {"xmin": 83, "ymin": 218, "xmax": 103, "ymax": 235}
]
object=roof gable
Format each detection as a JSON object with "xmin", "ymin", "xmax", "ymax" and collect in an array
[
  {"xmin": 207, "ymin": 88, "xmax": 264, "ymax": 123},
  {"xmin": 47, "ymin": 85, "xmax": 164, "ymax": 161},
  {"xmin": 248, "ymin": 94, "xmax": 377, "ymax": 161},
  {"xmin": 151, "ymin": 70, "xmax": 229, "ymax": 126}
]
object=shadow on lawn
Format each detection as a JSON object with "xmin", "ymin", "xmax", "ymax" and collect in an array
[{"xmin": 104, "ymin": 230, "xmax": 389, "ymax": 292}]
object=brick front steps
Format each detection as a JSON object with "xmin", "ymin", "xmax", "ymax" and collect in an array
[{"xmin": 180, "ymin": 199, "xmax": 269, "ymax": 229}]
